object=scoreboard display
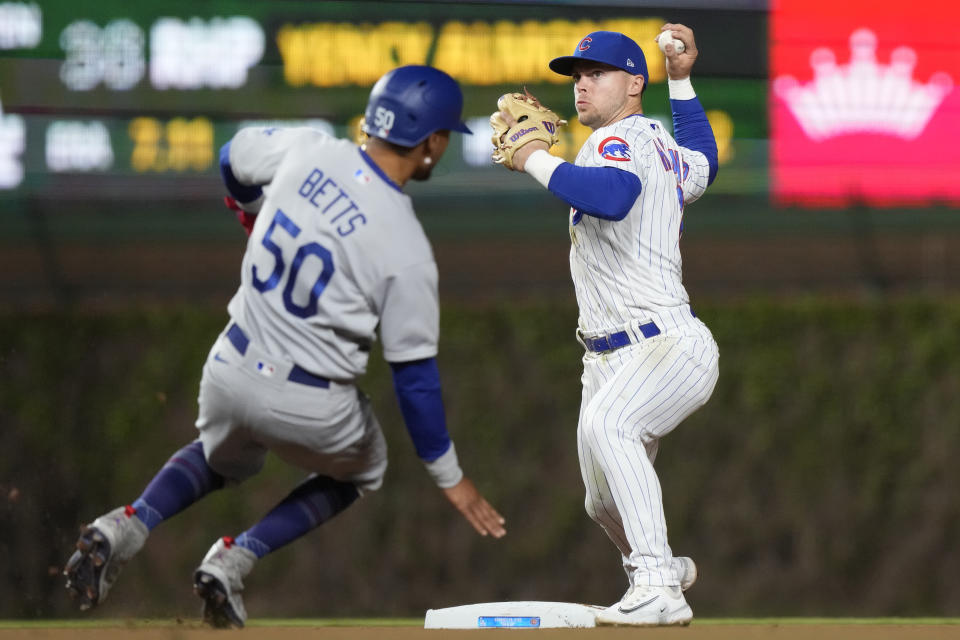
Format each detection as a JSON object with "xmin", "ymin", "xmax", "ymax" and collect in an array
[
  {"xmin": 5, "ymin": 1, "xmax": 956, "ymax": 208},
  {"xmin": 0, "ymin": 1, "xmax": 775, "ymax": 208}
]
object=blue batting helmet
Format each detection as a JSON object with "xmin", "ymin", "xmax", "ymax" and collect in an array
[{"xmin": 362, "ymin": 65, "xmax": 472, "ymax": 148}]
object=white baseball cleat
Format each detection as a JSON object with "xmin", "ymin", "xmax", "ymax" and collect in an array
[
  {"xmin": 673, "ymin": 556, "xmax": 698, "ymax": 591},
  {"xmin": 594, "ymin": 584, "xmax": 693, "ymax": 627},
  {"xmin": 193, "ymin": 537, "xmax": 257, "ymax": 629},
  {"xmin": 64, "ymin": 505, "xmax": 149, "ymax": 610}
]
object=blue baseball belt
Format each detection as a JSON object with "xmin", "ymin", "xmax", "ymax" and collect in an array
[
  {"xmin": 580, "ymin": 321, "xmax": 661, "ymax": 353},
  {"xmin": 225, "ymin": 323, "xmax": 330, "ymax": 388}
]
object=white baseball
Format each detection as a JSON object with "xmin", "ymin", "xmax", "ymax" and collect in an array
[{"xmin": 657, "ymin": 31, "xmax": 685, "ymax": 54}]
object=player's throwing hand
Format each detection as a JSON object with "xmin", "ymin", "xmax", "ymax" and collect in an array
[{"xmin": 658, "ymin": 23, "xmax": 699, "ymax": 79}]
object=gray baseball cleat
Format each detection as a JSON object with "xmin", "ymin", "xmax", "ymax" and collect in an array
[
  {"xmin": 594, "ymin": 584, "xmax": 693, "ymax": 627},
  {"xmin": 193, "ymin": 537, "xmax": 257, "ymax": 629},
  {"xmin": 63, "ymin": 505, "xmax": 149, "ymax": 610},
  {"xmin": 673, "ymin": 556, "xmax": 698, "ymax": 591}
]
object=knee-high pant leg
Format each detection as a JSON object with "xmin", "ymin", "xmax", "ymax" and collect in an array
[{"xmin": 577, "ymin": 335, "xmax": 719, "ymax": 587}]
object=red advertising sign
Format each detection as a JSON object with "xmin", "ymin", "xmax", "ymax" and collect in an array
[{"xmin": 771, "ymin": 0, "xmax": 960, "ymax": 206}]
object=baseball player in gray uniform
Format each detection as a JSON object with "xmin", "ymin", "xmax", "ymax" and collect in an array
[
  {"xmin": 64, "ymin": 65, "xmax": 506, "ymax": 628},
  {"xmin": 492, "ymin": 25, "xmax": 719, "ymax": 626}
]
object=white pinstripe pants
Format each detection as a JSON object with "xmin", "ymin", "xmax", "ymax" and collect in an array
[{"xmin": 577, "ymin": 329, "xmax": 719, "ymax": 588}]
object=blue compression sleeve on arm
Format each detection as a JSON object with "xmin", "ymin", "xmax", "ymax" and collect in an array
[
  {"xmin": 219, "ymin": 141, "xmax": 264, "ymax": 203},
  {"xmin": 671, "ymin": 97, "xmax": 719, "ymax": 185},
  {"xmin": 546, "ymin": 164, "xmax": 642, "ymax": 221},
  {"xmin": 390, "ymin": 357, "xmax": 452, "ymax": 462}
]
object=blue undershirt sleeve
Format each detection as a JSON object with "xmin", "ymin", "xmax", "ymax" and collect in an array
[
  {"xmin": 546, "ymin": 164, "xmax": 642, "ymax": 221},
  {"xmin": 219, "ymin": 141, "xmax": 264, "ymax": 204},
  {"xmin": 670, "ymin": 97, "xmax": 719, "ymax": 186},
  {"xmin": 389, "ymin": 357, "xmax": 452, "ymax": 462}
]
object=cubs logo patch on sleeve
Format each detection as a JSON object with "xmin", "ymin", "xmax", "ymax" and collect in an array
[{"xmin": 598, "ymin": 136, "xmax": 631, "ymax": 161}]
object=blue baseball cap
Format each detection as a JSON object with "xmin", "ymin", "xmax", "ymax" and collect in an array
[{"xmin": 549, "ymin": 31, "xmax": 648, "ymax": 85}]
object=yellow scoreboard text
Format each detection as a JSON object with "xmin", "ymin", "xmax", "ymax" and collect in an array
[
  {"xmin": 278, "ymin": 18, "xmax": 667, "ymax": 87},
  {"xmin": 129, "ymin": 117, "xmax": 214, "ymax": 173}
]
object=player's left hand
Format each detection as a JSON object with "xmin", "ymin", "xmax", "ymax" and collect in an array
[
  {"xmin": 490, "ymin": 90, "xmax": 566, "ymax": 172},
  {"xmin": 442, "ymin": 476, "xmax": 507, "ymax": 538},
  {"xmin": 658, "ymin": 23, "xmax": 699, "ymax": 80}
]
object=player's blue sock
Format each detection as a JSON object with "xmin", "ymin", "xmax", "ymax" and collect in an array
[
  {"xmin": 233, "ymin": 474, "xmax": 359, "ymax": 558},
  {"xmin": 131, "ymin": 440, "xmax": 225, "ymax": 530}
]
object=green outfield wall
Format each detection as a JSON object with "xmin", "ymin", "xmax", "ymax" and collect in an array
[{"xmin": 2, "ymin": 297, "xmax": 959, "ymax": 619}]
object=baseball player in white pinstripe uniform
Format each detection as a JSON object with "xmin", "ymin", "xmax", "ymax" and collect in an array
[
  {"xmin": 493, "ymin": 25, "xmax": 719, "ymax": 626},
  {"xmin": 64, "ymin": 66, "xmax": 505, "ymax": 628}
]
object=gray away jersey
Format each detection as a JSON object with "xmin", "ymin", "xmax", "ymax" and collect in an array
[
  {"xmin": 569, "ymin": 115, "xmax": 710, "ymax": 334},
  {"xmin": 226, "ymin": 127, "xmax": 439, "ymax": 380}
]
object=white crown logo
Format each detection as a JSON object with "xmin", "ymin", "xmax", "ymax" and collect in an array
[{"xmin": 774, "ymin": 28, "xmax": 954, "ymax": 140}]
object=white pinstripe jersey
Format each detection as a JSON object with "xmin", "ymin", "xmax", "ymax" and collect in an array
[{"xmin": 569, "ymin": 115, "xmax": 710, "ymax": 335}]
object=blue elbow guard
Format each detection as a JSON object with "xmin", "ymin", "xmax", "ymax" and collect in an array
[{"xmin": 219, "ymin": 141, "xmax": 263, "ymax": 204}]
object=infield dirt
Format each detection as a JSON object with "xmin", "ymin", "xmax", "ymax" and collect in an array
[{"xmin": 2, "ymin": 624, "xmax": 960, "ymax": 640}]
